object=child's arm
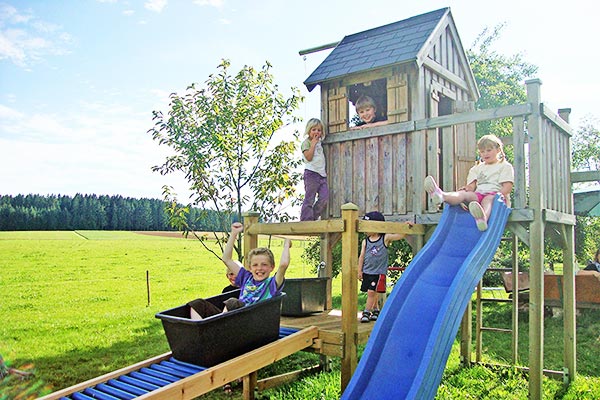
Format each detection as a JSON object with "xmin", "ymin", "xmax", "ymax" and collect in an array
[
  {"xmin": 357, "ymin": 239, "xmax": 366, "ymax": 281},
  {"xmin": 499, "ymin": 181, "xmax": 514, "ymax": 206},
  {"xmin": 275, "ymin": 239, "xmax": 292, "ymax": 288},
  {"xmin": 459, "ymin": 180, "xmax": 477, "ymax": 192},
  {"xmin": 384, "ymin": 222, "xmax": 414, "ymax": 246},
  {"xmin": 221, "ymin": 222, "xmax": 244, "ymax": 275},
  {"xmin": 302, "ymin": 137, "xmax": 319, "ymax": 161}
]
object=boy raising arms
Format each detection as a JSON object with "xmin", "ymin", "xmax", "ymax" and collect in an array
[{"xmin": 222, "ymin": 222, "xmax": 291, "ymax": 305}]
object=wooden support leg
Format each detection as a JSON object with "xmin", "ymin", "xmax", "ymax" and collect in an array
[{"xmin": 243, "ymin": 371, "xmax": 257, "ymax": 400}]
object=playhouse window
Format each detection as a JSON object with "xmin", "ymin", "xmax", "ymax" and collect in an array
[{"xmin": 347, "ymin": 78, "xmax": 388, "ymax": 128}]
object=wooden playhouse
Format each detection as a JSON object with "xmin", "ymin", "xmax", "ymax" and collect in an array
[{"xmin": 304, "ymin": 7, "xmax": 479, "ymax": 219}]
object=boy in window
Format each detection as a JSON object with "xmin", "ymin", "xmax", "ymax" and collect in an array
[{"xmin": 351, "ymin": 95, "xmax": 388, "ymax": 130}]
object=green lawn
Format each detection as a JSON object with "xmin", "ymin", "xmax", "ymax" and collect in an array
[{"xmin": 1, "ymin": 231, "xmax": 600, "ymax": 399}]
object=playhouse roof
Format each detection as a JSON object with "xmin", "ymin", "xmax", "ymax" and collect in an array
[{"xmin": 304, "ymin": 8, "xmax": 476, "ymax": 95}]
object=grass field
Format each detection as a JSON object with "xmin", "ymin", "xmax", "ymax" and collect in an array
[{"xmin": 2, "ymin": 231, "xmax": 600, "ymax": 399}]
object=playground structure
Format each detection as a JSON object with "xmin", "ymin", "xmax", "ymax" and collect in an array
[{"xmin": 38, "ymin": 8, "xmax": 591, "ymax": 400}]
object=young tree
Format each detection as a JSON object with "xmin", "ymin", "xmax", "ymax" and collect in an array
[
  {"xmin": 149, "ymin": 59, "xmax": 303, "ymax": 261},
  {"xmin": 467, "ymin": 24, "xmax": 538, "ymax": 139}
]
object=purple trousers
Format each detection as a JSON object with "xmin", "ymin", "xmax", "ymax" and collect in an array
[{"xmin": 300, "ymin": 169, "xmax": 329, "ymax": 221}]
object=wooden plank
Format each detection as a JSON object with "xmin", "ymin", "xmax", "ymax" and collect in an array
[
  {"xmin": 415, "ymin": 103, "xmax": 532, "ymax": 130},
  {"xmin": 541, "ymin": 103, "xmax": 573, "ymax": 136},
  {"xmin": 342, "ymin": 141, "xmax": 353, "ymax": 206},
  {"xmin": 353, "ymin": 140, "xmax": 366, "ymax": 213},
  {"xmin": 571, "ymin": 170, "xmax": 600, "ymax": 183},
  {"xmin": 245, "ymin": 219, "xmax": 345, "ymax": 235},
  {"xmin": 512, "ymin": 117, "xmax": 526, "ymax": 208},
  {"xmin": 422, "ymin": 58, "xmax": 468, "ymax": 92},
  {"xmin": 394, "ymin": 133, "xmax": 407, "ymax": 214},
  {"xmin": 366, "ymin": 137, "xmax": 379, "ymax": 212},
  {"xmin": 356, "ymin": 220, "xmax": 425, "ymax": 235},
  {"xmin": 340, "ymin": 204, "xmax": 359, "ymax": 390},
  {"xmin": 543, "ymin": 209, "xmax": 576, "ymax": 225},
  {"xmin": 381, "ymin": 135, "xmax": 393, "ymax": 214},
  {"xmin": 38, "ymin": 353, "xmax": 173, "ymax": 400},
  {"xmin": 330, "ymin": 142, "xmax": 342, "ymax": 214},
  {"xmin": 136, "ymin": 327, "xmax": 319, "ymax": 400}
]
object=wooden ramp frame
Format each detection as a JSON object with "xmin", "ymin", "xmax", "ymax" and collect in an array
[{"xmin": 39, "ymin": 326, "xmax": 318, "ymax": 400}]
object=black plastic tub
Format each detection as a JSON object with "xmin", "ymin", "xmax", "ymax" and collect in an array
[
  {"xmin": 281, "ymin": 277, "xmax": 329, "ymax": 316},
  {"xmin": 155, "ymin": 290, "xmax": 284, "ymax": 367}
]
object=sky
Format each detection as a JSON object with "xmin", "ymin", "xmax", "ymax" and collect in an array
[{"xmin": 0, "ymin": 0, "xmax": 597, "ymax": 201}]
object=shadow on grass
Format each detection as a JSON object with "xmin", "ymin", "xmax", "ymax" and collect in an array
[{"xmin": 14, "ymin": 320, "xmax": 169, "ymax": 397}]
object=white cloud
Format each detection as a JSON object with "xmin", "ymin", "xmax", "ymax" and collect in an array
[
  {"xmin": 144, "ymin": 0, "xmax": 168, "ymax": 13},
  {"xmin": 193, "ymin": 0, "xmax": 224, "ymax": 8},
  {"xmin": 218, "ymin": 18, "xmax": 231, "ymax": 25},
  {"xmin": 123, "ymin": 9, "xmax": 135, "ymax": 16},
  {"xmin": 0, "ymin": 3, "xmax": 72, "ymax": 67}
]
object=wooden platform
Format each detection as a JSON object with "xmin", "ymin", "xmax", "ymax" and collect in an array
[{"xmin": 281, "ymin": 310, "xmax": 375, "ymax": 357}]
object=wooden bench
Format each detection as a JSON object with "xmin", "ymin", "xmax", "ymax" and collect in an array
[
  {"xmin": 544, "ymin": 271, "xmax": 600, "ymax": 309},
  {"xmin": 502, "ymin": 271, "xmax": 600, "ymax": 310}
]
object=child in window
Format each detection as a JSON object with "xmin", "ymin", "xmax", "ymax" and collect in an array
[
  {"xmin": 300, "ymin": 118, "xmax": 329, "ymax": 221},
  {"xmin": 351, "ymin": 95, "xmax": 388, "ymax": 130},
  {"xmin": 424, "ymin": 134, "xmax": 514, "ymax": 231}
]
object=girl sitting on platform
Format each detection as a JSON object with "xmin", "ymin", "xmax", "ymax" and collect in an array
[{"xmin": 424, "ymin": 134, "xmax": 514, "ymax": 231}]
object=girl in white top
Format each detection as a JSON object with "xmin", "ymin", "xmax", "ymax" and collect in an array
[
  {"xmin": 300, "ymin": 118, "xmax": 329, "ymax": 221},
  {"xmin": 424, "ymin": 134, "xmax": 514, "ymax": 231}
]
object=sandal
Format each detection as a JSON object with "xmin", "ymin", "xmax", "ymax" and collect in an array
[
  {"xmin": 424, "ymin": 176, "xmax": 444, "ymax": 206},
  {"xmin": 468, "ymin": 201, "xmax": 488, "ymax": 231}
]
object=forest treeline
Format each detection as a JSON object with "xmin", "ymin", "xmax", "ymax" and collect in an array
[{"xmin": 0, "ymin": 194, "xmax": 220, "ymax": 231}]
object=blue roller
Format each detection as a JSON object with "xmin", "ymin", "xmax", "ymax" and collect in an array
[
  {"xmin": 342, "ymin": 195, "xmax": 511, "ymax": 400},
  {"xmin": 106, "ymin": 379, "xmax": 149, "ymax": 396},
  {"xmin": 129, "ymin": 370, "xmax": 172, "ymax": 387},
  {"xmin": 139, "ymin": 367, "xmax": 179, "ymax": 383},
  {"xmin": 118, "ymin": 374, "xmax": 161, "ymax": 391},
  {"xmin": 95, "ymin": 383, "xmax": 136, "ymax": 399},
  {"xmin": 82, "ymin": 387, "xmax": 121, "ymax": 400}
]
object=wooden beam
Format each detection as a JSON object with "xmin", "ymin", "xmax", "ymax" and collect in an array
[
  {"xmin": 543, "ymin": 209, "xmax": 576, "ymax": 226},
  {"xmin": 422, "ymin": 58, "xmax": 469, "ymax": 92},
  {"xmin": 356, "ymin": 220, "xmax": 425, "ymax": 235},
  {"xmin": 540, "ymin": 103, "xmax": 573, "ymax": 136},
  {"xmin": 571, "ymin": 170, "xmax": 600, "ymax": 183},
  {"xmin": 245, "ymin": 219, "xmax": 345, "ymax": 235},
  {"xmin": 37, "ymin": 353, "xmax": 173, "ymax": 400},
  {"xmin": 340, "ymin": 203, "xmax": 359, "ymax": 391},
  {"xmin": 415, "ymin": 103, "xmax": 532, "ymax": 131},
  {"xmin": 135, "ymin": 327, "xmax": 319, "ymax": 400}
]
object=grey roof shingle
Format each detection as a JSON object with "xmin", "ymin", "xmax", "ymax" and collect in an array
[{"xmin": 304, "ymin": 8, "xmax": 449, "ymax": 90}]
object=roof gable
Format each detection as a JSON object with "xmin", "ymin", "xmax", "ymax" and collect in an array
[{"xmin": 304, "ymin": 8, "xmax": 450, "ymax": 91}]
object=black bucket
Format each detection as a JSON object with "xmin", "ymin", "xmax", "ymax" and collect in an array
[{"xmin": 156, "ymin": 290, "xmax": 284, "ymax": 366}]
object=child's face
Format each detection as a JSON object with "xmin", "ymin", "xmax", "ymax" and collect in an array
[
  {"xmin": 358, "ymin": 106, "xmax": 376, "ymax": 123},
  {"xmin": 248, "ymin": 254, "xmax": 275, "ymax": 282},
  {"xmin": 226, "ymin": 271, "xmax": 236, "ymax": 285},
  {"xmin": 309, "ymin": 125, "xmax": 323, "ymax": 140},
  {"xmin": 478, "ymin": 145, "xmax": 501, "ymax": 165}
]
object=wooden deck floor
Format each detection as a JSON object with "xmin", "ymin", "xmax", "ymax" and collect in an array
[{"xmin": 281, "ymin": 310, "xmax": 375, "ymax": 357}]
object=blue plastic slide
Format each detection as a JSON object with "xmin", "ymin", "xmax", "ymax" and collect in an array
[{"xmin": 341, "ymin": 195, "xmax": 511, "ymax": 400}]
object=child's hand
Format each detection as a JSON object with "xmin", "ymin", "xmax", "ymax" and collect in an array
[
  {"xmin": 231, "ymin": 222, "xmax": 244, "ymax": 235},
  {"xmin": 404, "ymin": 221, "xmax": 414, "ymax": 228},
  {"xmin": 357, "ymin": 270, "xmax": 363, "ymax": 281}
]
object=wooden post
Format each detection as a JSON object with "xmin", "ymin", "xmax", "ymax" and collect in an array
[
  {"xmin": 526, "ymin": 78, "xmax": 545, "ymax": 400},
  {"xmin": 320, "ymin": 233, "xmax": 339, "ymax": 310},
  {"xmin": 243, "ymin": 372, "xmax": 257, "ymax": 400},
  {"xmin": 340, "ymin": 203, "xmax": 359, "ymax": 391},
  {"xmin": 559, "ymin": 106, "xmax": 576, "ymax": 384},
  {"xmin": 242, "ymin": 212, "xmax": 260, "ymax": 264},
  {"xmin": 459, "ymin": 301, "xmax": 472, "ymax": 366},
  {"xmin": 562, "ymin": 224, "xmax": 576, "ymax": 383},
  {"xmin": 511, "ymin": 235, "xmax": 520, "ymax": 364}
]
